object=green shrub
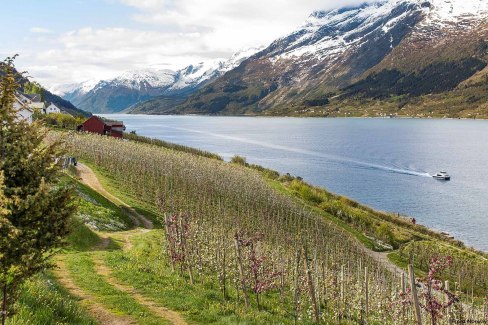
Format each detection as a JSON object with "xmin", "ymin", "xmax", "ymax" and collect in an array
[
  {"xmin": 37, "ymin": 113, "xmax": 85, "ymax": 129},
  {"xmin": 230, "ymin": 155, "xmax": 247, "ymax": 166}
]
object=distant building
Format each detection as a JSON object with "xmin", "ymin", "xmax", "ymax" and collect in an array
[
  {"xmin": 45, "ymin": 102, "xmax": 61, "ymax": 114},
  {"xmin": 13, "ymin": 94, "xmax": 34, "ymax": 124},
  {"xmin": 77, "ymin": 116, "xmax": 126, "ymax": 138},
  {"xmin": 22, "ymin": 93, "xmax": 45, "ymax": 112}
]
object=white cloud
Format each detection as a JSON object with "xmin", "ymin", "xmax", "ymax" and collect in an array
[
  {"xmin": 121, "ymin": 0, "xmax": 368, "ymax": 50},
  {"xmin": 19, "ymin": 0, "xmax": 369, "ymax": 87},
  {"xmin": 30, "ymin": 27, "xmax": 53, "ymax": 34}
]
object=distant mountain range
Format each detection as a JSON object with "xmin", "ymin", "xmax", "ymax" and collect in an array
[
  {"xmin": 51, "ymin": 48, "xmax": 262, "ymax": 114},
  {"xmin": 54, "ymin": 0, "xmax": 488, "ymax": 118},
  {"xmin": 171, "ymin": 0, "xmax": 488, "ymax": 117}
]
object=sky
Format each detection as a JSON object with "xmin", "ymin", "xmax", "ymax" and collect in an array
[{"xmin": 0, "ymin": 0, "xmax": 367, "ymax": 88}]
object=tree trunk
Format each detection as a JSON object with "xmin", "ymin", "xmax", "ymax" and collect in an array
[
  {"xmin": 303, "ymin": 246, "xmax": 320, "ymax": 323},
  {"xmin": 2, "ymin": 283, "xmax": 7, "ymax": 325},
  {"xmin": 234, "ymin": 237, "xmax": 249, "ymax": 307}
]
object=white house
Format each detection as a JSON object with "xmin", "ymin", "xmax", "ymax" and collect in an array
[
  {"xmin": 45, "ymin": 102, "xmax": 61, "ymax": 114},
  {"xmin": 23, "ymin": 93, "xmax": 45, "ymax": 113},
  {"xmin": 13, "ymin": 94, "xmax": 34, "ymax": 124}
]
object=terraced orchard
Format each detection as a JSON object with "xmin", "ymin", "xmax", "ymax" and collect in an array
[{"xmin": 47, "ymin": 131, "xmax": 486, "ymax": 324}]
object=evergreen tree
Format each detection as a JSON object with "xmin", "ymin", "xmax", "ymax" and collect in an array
[
  {"xmin": 0, "ymin": 56, "xmax": 75, "ymax": 324},
  {"xmin": 23, "ymin": 81, "xmax": 45, "ymax": 102}
]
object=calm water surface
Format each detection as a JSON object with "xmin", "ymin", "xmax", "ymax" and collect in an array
[{"xmin": 102, "ymin": 115, "xmax": 488, "ymax": 251}]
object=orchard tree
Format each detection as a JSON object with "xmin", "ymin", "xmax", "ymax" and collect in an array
[{"xmin": 0, "ymin": 56, "xmax": 75, "ymax": 324}]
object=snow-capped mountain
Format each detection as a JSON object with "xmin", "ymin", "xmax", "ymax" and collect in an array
[
  {"xmin": 50, "ymin": 80, "xmax": 99, "ymax": 104},
  {"xmin": 170, "ymin": 48, "xmax": 263, "ymax": 92},
  {"xmin": 173, "ymin": 0, "xmax": 488, "ymax": 116},
  {"xmin": 55, "ymin": 47, "xmax": 262, "ymax": 114}
]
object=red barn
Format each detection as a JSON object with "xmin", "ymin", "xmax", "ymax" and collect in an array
[{"xmin": 77, "ymin": 116, "xmax": 126, "ymax": 138}]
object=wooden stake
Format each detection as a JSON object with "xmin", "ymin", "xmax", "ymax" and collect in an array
[
  {"xmin": 293, "ymin": 249, "xmax": 301, "ymax": 325},
  {"xmin": 445, "ymin": 281, "xmax": 452, "ymax": 325},
  {"xmin": 304, "ymin": 246, "xmax": 320, "ymax": 323},
  {"xmin": 364, "ymin": 267, "xmax": 369, "ymax": 324},
  {"xmin": 401, "ymin": 273, "xmax": 406, "ymax": 293},
  {"xmin": 408, "ymin": 264, "xmax": 422, "ymax": 325},
  {"xmin": 234, "ymin": 236, "xmax": 249, "ymax": 307}
]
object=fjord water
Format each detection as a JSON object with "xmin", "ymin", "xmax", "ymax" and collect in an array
[{"xmin": 104, "ymin": 115, "xmax": 488, "ymax": 251}]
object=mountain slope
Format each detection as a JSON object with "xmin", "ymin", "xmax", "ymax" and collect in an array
[
  {"xmin": 0, "ymin": 65, "xmax": 90, "ymax": 117},
  {"xmin": 56, "ymin": 48, "xmax": 261, "ymax": 114},
  {"xmin": 171, "ymin": 0, "xmax": 488, "ymax": 117}
]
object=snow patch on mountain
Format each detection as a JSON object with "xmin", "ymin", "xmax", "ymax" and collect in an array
[
  {"xmin": 267, "ymin": 0, "xmax": 487, "ymax": 64},
  {"xmin": 109, "ymin": 69, "xmax": 176, "ymax": 89},
  {"xmin": 426, "ymin": 0, "xmax": 488, "ymax": 23},
  {"xmin": 50, "ymin": 79, "xmax": 98, "ymax": 97},
  {"xmin": 171, "ymin": 47, "xmax": 264, "ymax": 90},
  {"xmin": 269, "ymin": 1, "xmax": 413, "ymax": 62}
]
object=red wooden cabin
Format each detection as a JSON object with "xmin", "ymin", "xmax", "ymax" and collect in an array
[{"xmin": 77, "ymin": 116, "xmax": 126, "ymax": 138}]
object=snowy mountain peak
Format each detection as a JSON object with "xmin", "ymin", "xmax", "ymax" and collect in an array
[
  {"xmin": 111, "ymin": 69, "xmax": 176, "ymax": 89},
  {"xmin": 50, "ymin": 79, "xmax": 98, "ymax": 97},
  {"xmin": 268, "ymin": 0, "xmax": 488, "ymax": 63},
  {"xmin": 426, "ymin": 0, "xmax": 488, "ymax": 18}
]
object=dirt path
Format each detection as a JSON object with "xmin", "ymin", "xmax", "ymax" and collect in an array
[
  {"xmin": 53, "ymin": 258, "xmax": 137, "ymax": 325},
  {"xmin": 63, "ymin": 163, "xmax": 188, "ymax": 324},
  {"xmin": 109, "ymin": 228, "xmax": 151, "ymax": 251},
  {"xmin": 92, "ymin": 256, "xmax": 187, "ymax": 325},
  {"xmin": 368, "ymin": 249, "xmax": 405, "ymax": 276},
  {"xmin": 77, "ymin": 163, "xmax": 153, "ymax": 229}
]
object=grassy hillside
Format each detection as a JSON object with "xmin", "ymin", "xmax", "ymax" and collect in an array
[{"xmin": 12, "ymin": 132, "xmax": 487, "ymax": 324}]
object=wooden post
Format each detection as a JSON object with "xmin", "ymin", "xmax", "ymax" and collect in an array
[
  {"xmin": 483, "ymin": 298, "xmax": 487, "ymax": 322},
  {"xmin": 234, "ymin": 237, "xmax": 249, "ymax": 307},
  {"xmin": 340, "ymin": 264, "xmax": 345, "ymax": 302},
  {"xmin": 164, "ymin": 215, "xmax": 176, "ymax": 272},
  {"xmin": 314, "ymin": 249, "xmax": 320, "ymax": 316},
  {"xmin": 483, "ymin": 299, "xmax": 488, "ymax": 323},
  {"xmin": 179, "ymin": 215, "xmax": 194, "ymax": 284},
  {"xmin": 401, "ymin": 273, "xmax": 406, "ymax": 293},
  {"xmin": 303, "ymin": 246, "xmax": 320, "ymax": 323},
  {"xmin": 364, "ymin": 267, "xmax": 369, "ymax": 324},
  {"xmin": 401, "ymin": 273, "xmax": 406, "ymax": 325},
  {"xmin": 293, "ymin": 249, "xmax": 301, "ymax": 325},
  {"xmin": 408, "ymin": 264, "xmax": 422, "ymax": 325},
  {"xmin": 445, "ymin": 281, "xmax": 452, "ymax": 325},
  {"xmin": 222, "ymin": 238, "xmax": 227, "ymax": 300}
]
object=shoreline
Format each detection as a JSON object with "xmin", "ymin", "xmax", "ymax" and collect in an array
[{"xmin": 108, "ymin": 113, "xmax": 488, "ymax": 121}]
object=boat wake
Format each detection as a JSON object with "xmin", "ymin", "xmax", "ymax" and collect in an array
[
  {"xmin": 164, "ymin": 126, "xmax": 431, "ymax": 178},
  {"xmin": 355, "ymin": 163, "xmax": 432, "ymax": 177}
]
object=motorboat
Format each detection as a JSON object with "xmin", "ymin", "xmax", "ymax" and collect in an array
[{"xmin": 432, "ymin": 171, "xmax": 450, "ymax": 180}]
